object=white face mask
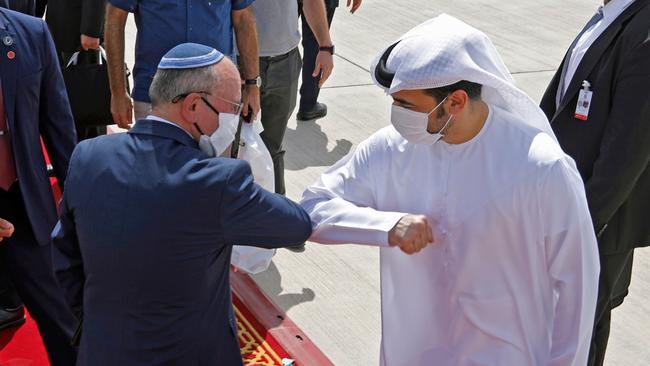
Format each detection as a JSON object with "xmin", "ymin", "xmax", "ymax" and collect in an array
[
  {"xmin": 390, "ymin": 96, "xmax": 454, "ymax": 144},
  {"xmin": 193, "ymin": 121, "xmax": 217, "ymax": 157},
  {"xmin": 209, "ymin": 112, "xmax": 240, "ymax": 156},
  {"xmin": 197, "ymin": 134, "xmax": 216, "ymax": 157}
]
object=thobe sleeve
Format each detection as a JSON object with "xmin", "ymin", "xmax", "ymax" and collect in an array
[
  {"xmin": 539, "ymin": 158, "xmax": 600, "ymax": 366},
  {"xmin": 300, "ymin": 139, "xmax": 406, "ymax": 246}
]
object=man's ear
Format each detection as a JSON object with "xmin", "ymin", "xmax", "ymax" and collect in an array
[
  {"xmin": 180, "ymin": 93, "xmax": 201, "ymax": 122},
  {"xmin": 447, "ymin": 89, "xmax": 468, "ymax": 115}
]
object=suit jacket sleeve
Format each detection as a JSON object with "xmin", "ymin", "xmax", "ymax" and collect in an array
[
  {"xmin": 80, "ymin": 0, "xmax": 106, "ymax": 38},
  {"xmin": 37, "ymin": 20, "xmax": 77, "ymax": 190},
  {"xmin": 51, "ymin": 149, "xmax": 84, "ymax": 317},
  {"xmin": 585, "ymin": 33, "xmax": 650, "ymax": 234},
  {"xmin": 221, "ymin": 160, "xmax": 312, "ymax": 247}
]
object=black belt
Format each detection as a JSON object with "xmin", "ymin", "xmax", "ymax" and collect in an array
[{"xmin": 258, "ymin": 47, "xmax": 298, "ymax": 62}]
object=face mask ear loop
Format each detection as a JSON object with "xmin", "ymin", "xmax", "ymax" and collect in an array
[
  {"xmin": 439, "ymin": 114, "xmax": 454, "ymax": 135},
  {"xmin": 427, "ymin": 96, "xmax": 448, "ymax": 117}
]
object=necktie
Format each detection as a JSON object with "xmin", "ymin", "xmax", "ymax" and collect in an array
[
  {"xmin": 557, "ymin": 7, "xmax": 604, "ymax": 104},
  {"xmin": 0, "ymin": 83, "xmax": 17, "ymax": 191}
]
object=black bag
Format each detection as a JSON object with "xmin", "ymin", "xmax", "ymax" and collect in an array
[{"xmin": 62, "ymin": 48, "xmax": 129, "ymax": 128}]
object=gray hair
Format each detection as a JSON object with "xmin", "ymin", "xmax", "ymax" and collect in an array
[{"xmin": 149, "ymin": 64, "xmax": 220, "ymax": 106}]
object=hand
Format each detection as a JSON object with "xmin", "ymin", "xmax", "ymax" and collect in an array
[
  {"xmin": 0, "ymin": 218, "xmax": 14, "ymax": 243},
  {"xmin": 80, "ymin": 34, "xmax": 100, "ymax": 50},
  {"xmin": 388, "ymin": 215, "xmax": 434, "ymax": 255},
  {"xmin": 313, "ymin": 51, "xmax": 334, "ymax": 88},
  {"xmin": 346, "ymin": 0, "xmax": 362, "ymax": 14},
  {"xmin": 111, "ymin": 91, "xmax": 134, "ymax": 129},
  {"xmin": 241, "ymin": 85, "xmax": 260, "ymax": 121}
]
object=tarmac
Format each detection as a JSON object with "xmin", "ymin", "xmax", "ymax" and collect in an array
[{"xmin": 123, "ymin": 1, "xmax": 650, "ymax": 364}]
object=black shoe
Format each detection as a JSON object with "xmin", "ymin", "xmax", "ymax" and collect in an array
[
  {"xmin": 0, "ymin": 305, "xmax": 26, "ymax": 331},
  {"xmin": 297, "ymin": 103, "xmax": 327, "ymax": 121},
  {"xmin": 286, "ymin": 243, "xmax": 306, "ymax": 253}
]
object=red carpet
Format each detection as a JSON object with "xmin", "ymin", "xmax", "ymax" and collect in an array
[
  {"xmin": 0, "ymin": 292, "xmax": 296, "ymax": 366},
  {"xmin": 0, "ymin": 310, "xmax": 48, "ymax": 366}
]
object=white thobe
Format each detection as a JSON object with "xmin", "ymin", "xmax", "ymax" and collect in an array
[{"xmin": 300, "ymin": 105, "xmax": 600, "ymax": 366}]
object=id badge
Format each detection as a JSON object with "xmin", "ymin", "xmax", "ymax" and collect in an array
[{"xmin": 575, "ymin": 81, "xmax": 593, "ymax": 121}]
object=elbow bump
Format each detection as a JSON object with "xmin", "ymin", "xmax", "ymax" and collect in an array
[{"xmin": 300, "ymin": 215, "xmax": 314, "ymax": 240}]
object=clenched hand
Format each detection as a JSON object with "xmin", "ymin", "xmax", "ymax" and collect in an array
[{"xmin": 388, "ymin": 214, "xmax": 434, "ymax": 254}]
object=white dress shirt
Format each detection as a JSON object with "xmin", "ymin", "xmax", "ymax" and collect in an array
[
  {"xmin": 146, "ymin": 114, "xmax": 194, "ymax": 139},
  {"xmin": 560, "ymin": 0, "xmax": 636, "ymax": 98}
]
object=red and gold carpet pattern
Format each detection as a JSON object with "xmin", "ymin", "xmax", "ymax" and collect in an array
[
  {"xmin": 0, "ymin": 293, "xmax": 292, "ymax": 366},
  {"xmin": 234, "ymin": 295, "xmax": 292, "ymax": 365}
]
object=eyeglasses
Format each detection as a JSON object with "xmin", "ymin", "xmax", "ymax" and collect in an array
[{"xmin": 172, "ymin": 91, "xmax": 243, "ymax": 115}]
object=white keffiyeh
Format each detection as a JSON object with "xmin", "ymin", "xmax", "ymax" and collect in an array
[{"xmin": 370, "ymin": 14, "xmax": 557, "ymax": 142}]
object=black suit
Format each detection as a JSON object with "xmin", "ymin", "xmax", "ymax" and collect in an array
[
  {"xmin": 42, "ymin": 0, "xmax": 107, "ymax": 140},
  {"xmin": 42, "ymin": 0, "xmax": 105, "ymax": 54},
  {"xmin": 540, "ymin": 1, "xmax": 650, "ymax": 365},
  {"xmin": 1, "ymin": 0, "xmax": 36, "ymax": 15}
]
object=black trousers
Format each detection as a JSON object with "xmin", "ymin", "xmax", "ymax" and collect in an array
[
  {"xmin": 257, "ymin": 48, "xmax": 302, "ymax": 195},
  {"xmin": 0, "ymin": 268, "xmax": 21, "ymax": 309},
  {"xmin": 299, "ymin": 5, "xmax": 336, "ymax": 112},
  {"xmin": 587, "ymin": 249, "xmax": 635, "ymax": 366},
  {"xmin": 0, "ymin": 184, "xmax": 77, "ymax": 366}
]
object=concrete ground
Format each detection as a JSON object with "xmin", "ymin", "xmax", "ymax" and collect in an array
[{"xmin": 123, "ymin": 1, "xmax": 650, "ymax": 364}]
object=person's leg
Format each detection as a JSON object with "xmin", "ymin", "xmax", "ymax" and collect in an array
[
  {"xmin": 0, "ymin": 184, "xmax": 77, "ymax": 366},
  {"xmin": 0, "ymin": 190, "xmax": 24, "ymax": 315},
  {"xmin": 133, "ymin": 101, "xmax": 152, "ymax": 121},
  {"xmin": 587, "ymin": 250, "xmax": 634, "ymax": 366},
  {"xmin": 298, "ymin": 5, "xmax": 336, "ymax": 115},
  {"xmin": 0, "ymin": 268, "xmax": 21, "ymax": 307},
  {"xmin": 0, "ymin": 267, "xmax": 25, "ymax": 331},
  {"xmin": 259, "ymin": 48, "xmax": 302, "ymax": 195}
]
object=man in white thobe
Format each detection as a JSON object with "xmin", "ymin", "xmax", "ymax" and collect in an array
[{"xmin": 300, "ymin": 15, "xmax": 600, "ymax": 366}]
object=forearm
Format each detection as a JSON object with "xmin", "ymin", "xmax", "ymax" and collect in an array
[
  {"xmin": 303, "ymin": 0, "xmax": 333, "ymax": 47},
  {"xmin": 547, "ymin": 220, "xmax": 599, "ymax": 366},
  {"xmin": 222, "ymin": 163, "xmax": 311, "ymax": 247},
  {"xmin": 105, "ymin": 5, "xmax": 128, "ymax": 95},
  {"xmin": 39, "ymin": 21, "xmax": 76, "ymax": 186},
  {"xmin": 80, "ymin": 0, "xmax": 107, "ymax": 38},
  {"xmin": 585, "ymin": 102, "xmax": 650, "ymax": 231},
  {"xmin": 232, "ymin": 8, "xmax": 259, "ymax": 79},
  {"xmin": 301, "ymin": 195, "xmax": 405, "ymax": 246},
  {"xmin": 543, "ymin": 164, "xmax": 600, "ymax": 365}
]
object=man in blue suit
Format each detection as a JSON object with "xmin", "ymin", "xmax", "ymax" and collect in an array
[
  {"xmin": 0, "ymin": 6, "xmax": 78, "ymax": 366},
  {"xmin": 52, "ymin": 43, "xmax": 313, "ymax": 366}
]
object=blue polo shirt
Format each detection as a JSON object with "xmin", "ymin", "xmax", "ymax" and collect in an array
[{"xmin": 110, "ymin": 0, "xmax": 254, "ymax": 103}]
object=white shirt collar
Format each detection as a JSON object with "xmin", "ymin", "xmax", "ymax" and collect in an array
[
  {"xmin": 146, "ymin": 115, "xmax": 194, "ymax": 139},
  {"xmin": 601, "ymin": 0, "xmax": 635, "ymax": 20}
]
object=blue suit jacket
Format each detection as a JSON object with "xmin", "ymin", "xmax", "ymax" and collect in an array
[
  {"xmin": 0, "ymin": 8, "xmax": 76, "ymax": 245},
  {"xmin": 52, "ymin": 120, "xmax": 312, "ymax": 366}
]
